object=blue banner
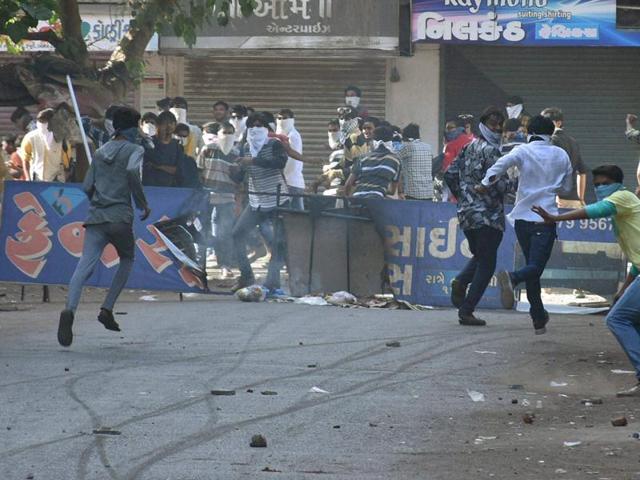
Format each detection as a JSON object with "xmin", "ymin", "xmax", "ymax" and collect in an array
[
  {"xmin": 365, "ymin": 199, "xmax": 619, "ymax": 307},
  {"xmin": 0, "ymin": 181, "xmax": 210, "ymax": 292},
  {"xmin": 412, "ymin": 0, "xmax": 640, "ymax": 47}
]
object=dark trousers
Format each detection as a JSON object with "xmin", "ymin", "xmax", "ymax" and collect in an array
[
  {"xmin": 456, "ymin": 226, "xmax": 503, "ymax": 315},
  {"xmin": 512, "ymin": 220, "xmax": 557, "ymax": 322},
  {"xmin": 232, "ymin": 205, "xmax": 285, "ymax": 289}
]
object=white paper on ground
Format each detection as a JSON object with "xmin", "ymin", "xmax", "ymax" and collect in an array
[
  {"xmin": 467, "ymin": 390, "xmax": 485, "ymax": 402},
  {"xmin": 563, "ymin": 441, "xmax": 582, "ymax": 447},
  {"xmin": 309, "ymin": 386, "xmax": 330, "ymax": 394},
  {"xmin": 611, "ymin": 369, "xmax": 635, "ymax": 374},
  {"xmin": 139, "ymin": 295, "xmax": 158, "ymax": 302},
  {"xmin": 550, "ymin": 381, "xmax": 569, "ymax": 387},
  {"xmin": 516, "ymin": 301, "xmax": 608, "ymax": 315}
]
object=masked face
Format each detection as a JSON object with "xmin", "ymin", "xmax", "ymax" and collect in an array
[
  {"xmin": 104, "ymin": 118, "xmax": 115, "ymax": 136},
  {"xmin": 594, "ymin": 182, "xmax": 623, "ymax": 202},
  {"xmin": 247, "ymin": 126, "xmax": 269, "ymax": 157},
  {"xmin": 373, "ymin": 140, "xmax": 394, "ymax": 151},
  {"xmin": 276, "ymin": 117, "xmax": 295, "ymax": 135},
  {"xmin": 506, "ymin": 104, "xmax": 523, "ymax": 120},
  {"xmin": 141, "ymin": 122, "xmax": 157, "ymax": 137},
  {"xmin": 217, "ymin": 131, "xmax": 235, "ymax": 155},
  {"xmin": 345, "ymin": 96, "xmax": 361, "ymax": 109},
  {"xmin": 328, "ymin": 131, "xmax": 340, "ymax": 150},
  {"xmin": 170, "ymin": 107, "xmax": 188, "ymax": 124},
  {"xmin": 202, "ymin": 132, "xmax": 217, "ymax": 146}
]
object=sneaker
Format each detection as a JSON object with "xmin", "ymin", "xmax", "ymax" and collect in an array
[
  {"xmin": 231, "ymin": 277, "xmax": 255, "ymax": 293},
  {"xmin": 497, "ymin": 271, "xmax": 515, "ymax": 310},
  {"xmin": 450, "ymin": 279, "xmax": 466, "ymax": 309},
  {"xmin": 98, "ymin": 308, "xmax": 121, "ymax": 332},
  {"xmin": 58, "ymin": 310, "xmax": 74, "ymax": 347},
  {"xmin": 458, "ymin": 312, "xmax": 487, "ymax": 327},
  {"xmin": 617, "ymin": 382, "xmax": 640, "ymax": 397},
  {"xmin": 533, "ymin": 310, "xmax": 549, "ymax": 335}
]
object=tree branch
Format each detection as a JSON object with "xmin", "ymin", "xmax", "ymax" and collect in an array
[
  {"xmin": 23, "ymin": 30, "xmax": 62, "ymax": 46},
  {"xmin": 56, "ymin": 0, "xmax": 89, "ymax": 67}
]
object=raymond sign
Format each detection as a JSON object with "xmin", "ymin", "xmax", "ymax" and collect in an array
[
  {"xmin": 0, "ymin": 182, "xmax": 206, "ymax": 292},
  {"xmin": 160, "ymin": 0, "xmax": 399, "ymax": 50},
  {"xmin": 412, "ymin": 0, "xmax": 640, "ymax": 47},
  {"xmin": 364, "ymin": 199, "xmax": 622, "ymax": 307}
]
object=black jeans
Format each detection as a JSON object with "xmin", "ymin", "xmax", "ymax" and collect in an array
[
  {"xmin": 232, "ymin": 205, "xmax": 286, "ymax": 289},
  {"xmin": 456, "ymin": 226, "xmax": 503, "ymax": 315},
  {"xmin": 512, "ymin": 220, "xmax": 557, "ymax": 322}
]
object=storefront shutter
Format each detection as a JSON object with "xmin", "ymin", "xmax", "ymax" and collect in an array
[
  {"xmin": 183, "ymin": 56, "xmax": 387, "ymax": 183},
  {"xmin": 444, "ymin": 45, "xmax": 640, "ymax": 193}
]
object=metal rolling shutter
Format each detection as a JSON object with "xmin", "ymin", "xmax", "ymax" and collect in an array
[
  {"xmin": 444, "ymin": 46, "xmax": 640, "ymax": 193},
  {"xmin": 183, "ymin": 56, "xmax": 387, "ymax": 183}
]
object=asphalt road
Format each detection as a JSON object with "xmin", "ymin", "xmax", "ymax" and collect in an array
[{"xmin": 1, "ymin": 295, "xmax": 640, "ymax": 480}]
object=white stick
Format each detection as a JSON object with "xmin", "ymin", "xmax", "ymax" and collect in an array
[{"xmin": 65, "ymin": 75, "xmax": 93, "ymax": 165}]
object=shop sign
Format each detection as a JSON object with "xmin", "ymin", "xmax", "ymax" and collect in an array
[{"xmin": 412, "ymin": 0, "xmax": 640, "ymax": 46}]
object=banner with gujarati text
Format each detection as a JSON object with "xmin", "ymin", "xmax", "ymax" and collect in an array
[{"xmin": 0, "ymin": 181, "xmax": 209, "ymax": 292}]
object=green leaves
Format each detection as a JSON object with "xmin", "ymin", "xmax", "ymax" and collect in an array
[{"xmin": 0, "ymin": 0, "xmax": 57, "ymax": 45}]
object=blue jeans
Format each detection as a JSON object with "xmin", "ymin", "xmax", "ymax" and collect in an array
[
  {"xmin": 212, "ymin": 202, "xmax": 236, "ymax": 268},
  {"xmin": 66, "ymin": 223, "xmax": 135, "ymax": 313},
  {"xmin": 457, "ymin": 226, "xmax": 503, "ymax": 315},
  {"xmin": 512, "ymin": 220, "xmax": 556, "ymax": 323},
  {"xmin": 606, "ymin": 276, "xmax": 640, "ymax": 380},
  {"xmin": 288, "ymin": 186, "xmax": 305, "ymax": 211},
  {"xmin": 232, "ymin": 205, "xmax": 286, "ymax": 289}
]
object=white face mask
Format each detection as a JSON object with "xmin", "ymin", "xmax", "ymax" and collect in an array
[
  {"xmin": 328, "ymin": 131, "xmax": 340, "ymax": 150},
  {"xmin": 506, "ymin": 104, "xmax": 523, "ymax": 119},
  {"xmin": 170, "ymin": 107, "xmax": 188, "ymax": 124},
  {"xmin": 104, "ymin": 118, "xmax": 115, "ymax": 136},
  {"xmin": 217, "ymin": 133, "xmax": 235, "ymax": 155},
  {"xmin": 345, "ymin": 96, "xmax": 361, "ymax": 109},
  {"xmin": 373, "ymin": 140, "xmax": 394, "ymax": 152},
  {"xmin": 247, "ymin": 126, "xmax": 269, "ymax": 157},
  {"xmin": 141, "ymin": 123, "xmax": 156, "ymax": 137},
  {"xmin": 231, "ymin": 117, "xmax": 247, "ymax": 140},
  {"xmin": 175, "ymin": 135, "xmax": 187, "ymax": 146},
  {"xmin": 202, "ymin": 132, "xmax": 217, "ymax": 146},
  {"xmin": 37, "ymin": 121, "xmax": 55, "ymax": 147},
  {"xmin": 276, "ymin": 118, "xmax": 295, "ymax": 135}
]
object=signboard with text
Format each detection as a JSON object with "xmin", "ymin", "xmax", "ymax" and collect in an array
[
  {"xmin": 160, "ymin": 0, "xmax": 399, "ymax": 50},
  {"xmin": 412, "ymin": 0, "xmax": 640, "ymax": 47}
]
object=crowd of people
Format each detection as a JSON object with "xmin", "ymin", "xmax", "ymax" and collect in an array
[{"xmin": 3, "ymin": 89, "xmax": 640, "ymax": 398}]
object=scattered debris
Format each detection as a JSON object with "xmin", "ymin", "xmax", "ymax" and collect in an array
[
  {"xmin": 555, "ymin": 468, "xmax": 567, "ymax": 474},
  {"xmin": 64, "ymin": 368, "xmax": 69, "ymax": 372},
  {"xmin": 522, "ymin": 413, "xmax": 535, "ymax": 424},
  {"xmin": 536, "ymin": 400, "xmax": 543, "ymax": 409},
  {"xmin": 509, "ymin": 385, "xmax": 524, "ymax": 390},
  {"xmin": 474, "ymin": 436, "xmax": 497, "ymax": 445},
  {"xmin": 632, "ymin": 432, "xmax": 640, "ymax": 439},
  {"xmin": 385, "ymin": 341, "xmax": 401, "ymax": 348},
  {"xmin": 236, "ymin": 286, "xmax": 267, "ymax": 303},
  {"xmin": 333, "ymin": 425, "xmax": 341, "ymax": 429},
  {"xmin": 26, "ymin": 475, "xmax": 34, "ymax": 480},
  {"xmin": 262, "ymin": 467, "xmax": 281, "ymax": 473},
  {"xmin": 475, "ymin": 351, "xmax": 497, "ymax": 355},
  {"xmin": 294, "ymin": 296, "xmax": 329, "ymax": 306},
  {"xmin": 250, "ymin": 435, "xmax": 267, "ymax": 448},
  {"xmin": 92, "ymin": 427, "xmax": 121, "ymax": 436},
  {"xmin": 326, "ymin": 291, "xmax": 357, "ymax": 306},
  {"xmin": 467, "ymin": 390, "xmax": 485, "ymax": 402},
  {"xmin": 246, "ymin": 389, "xmax": 254, "ymax": 393},
  {"xmin": 309, "ymin": 386, "xmax": 330, "ymax": 394},
  {"xmin": 138, "ymin": 295, "xmax": 158, "ymax": 302},
  {"xmin": 581, "ymin": 398, "xmax": 603, "ymax": 405},
  {"xmin": 261, "ymin": 391, "xmax": 278, "ymax": 396},
  {"xmin": 563, "ymin": 441, "xmax": 582, "ymax": 447},
  {"xmin": 211, "ymin": 390, "xmax": 236, "ymax": 396},
  {"xmin": 611, "ymin": 369, "xmax": 635, "ymax": 375},
  {"xmin": 307, "ymin": 364, "xmax": 317, "ymax": 368},
  {"xmin": 115, "ymin": 312, "xmax": 127, "ymax": 315},
  {"xmin": 612, "ymin": 416, "xmax": 628, "ymax": 427},
  {"xmin": 521, "ymin": 399, "xmax": 531, "ymax": 407},
  {"xmin": 511, "ymin": 399, "xmax": 518, "ymax": 404},
  {"xmin": 550, "ymin": 381, "xmax": 568, "ymax": 387}
]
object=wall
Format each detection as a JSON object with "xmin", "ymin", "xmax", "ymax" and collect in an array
[{"xmin": 385, "ymin": 44, "xmax": 441, "ymax": 151}]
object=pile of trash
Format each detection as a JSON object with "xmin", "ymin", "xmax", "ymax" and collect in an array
[{"xmin": 235, "ymin": 287, "xmax": 433, "ymax": 311}]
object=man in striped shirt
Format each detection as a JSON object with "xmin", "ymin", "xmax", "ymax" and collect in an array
[
  {"xmin": 231, "ymin": 113, "xmax": 289, "ymax": 293},
  {"xmin": 397, "ymin": 123, "xmax": 434, "ymax": 200},
  {"xmin": 344, "ymin": 126, "xmax": 401, "ymax": 199}
]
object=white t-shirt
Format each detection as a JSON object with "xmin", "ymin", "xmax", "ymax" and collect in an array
[{"xmin": 283, "ymin": 128, "xmax": 305, "ymax": 189}]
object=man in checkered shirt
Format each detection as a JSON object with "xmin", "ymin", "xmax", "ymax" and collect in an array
[{"xmin": 397, "ymin": 123, "xmax": 433, "ymax": 200}]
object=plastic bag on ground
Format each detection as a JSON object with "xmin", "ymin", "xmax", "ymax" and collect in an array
[
  {"xmin": 294, "ymin": 296, "xmax": 329, "ymax": 306},
  {"xmin": 326, "ymin": 291, "xmax": 357, "ymax": 306},
  {"xmin": 236, "ymin": 285, "xmax": 268, "ymax": 303}
]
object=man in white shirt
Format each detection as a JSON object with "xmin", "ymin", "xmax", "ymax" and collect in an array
[
  {"xmin": 276, "ymin": 108, "xmax": 305, "ymax": 210},
  {"xmin": 169, "ymin": 97, "xmax": 203, "ymax": 158},
  {"xmin": 479, "ymin": 115, "xmax": 572, "ymax": 335},
  {"xmin": 20, "ymin": 108, "xmax": 70, "ymax": 182}
]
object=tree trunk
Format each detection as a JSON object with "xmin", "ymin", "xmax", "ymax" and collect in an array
[{"xmin": 56, "ymin": 0, "xmax": 90, "ymax": 70}]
